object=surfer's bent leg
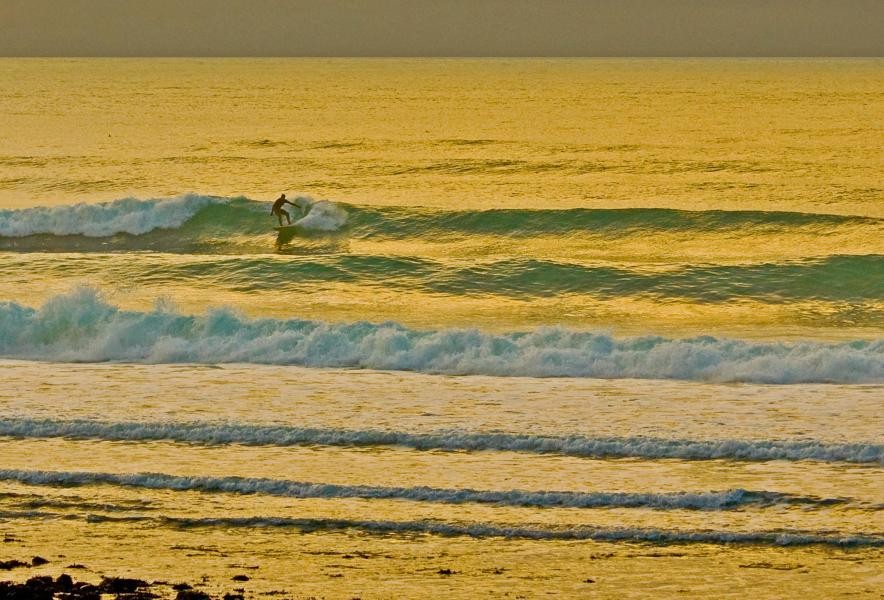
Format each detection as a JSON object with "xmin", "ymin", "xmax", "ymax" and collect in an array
[{"xmin": 281, "ymin": 209, "xmax": 290, "ymax": 225}]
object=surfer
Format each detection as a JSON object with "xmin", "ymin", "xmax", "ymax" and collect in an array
[{"xmin": 270, "ymin": 193, "xmax": 298, "ymax": 226}]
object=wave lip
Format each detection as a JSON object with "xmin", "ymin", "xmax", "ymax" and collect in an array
[
  {"xmin": 1, "ymin": 288, "xmax": 882, "ymax": 383},
  {"xmin": 78, "ymin": 514, "xmax": 884, "ymax": 548},
  {"xmin": 1, "ymin": 419, "xmax": 880, "ymax": 464},
  {"xmin": 0, "ymin": 469, "xmax": 844, "ymax": 510}
]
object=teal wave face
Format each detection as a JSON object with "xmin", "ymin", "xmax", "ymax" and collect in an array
[
  {"xmin": 346, "ymin": 205, "xmax": 881, "ymax": 238},
  {"xmin": 3, "ymin": 253, "xmax": 881, "ymax": 303}
]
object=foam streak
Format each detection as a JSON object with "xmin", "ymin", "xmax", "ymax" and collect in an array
[{"xmin": 0, "ymin": 469, "xmax": 842, "ymax": 510}]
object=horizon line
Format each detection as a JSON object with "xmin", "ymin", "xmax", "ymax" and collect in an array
[{"xmin": 2, "ymin": 55, "xmax": 882, "ymax": 59}]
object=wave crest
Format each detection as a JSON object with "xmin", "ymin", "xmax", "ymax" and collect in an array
[{"xmin": 0, "ymin": 195, "xmax": 222, "ymax": 237}]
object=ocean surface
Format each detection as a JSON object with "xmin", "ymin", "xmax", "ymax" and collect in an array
[{"xmin": 0, "ymin": 58, "xmax": 882, "ymax": 598}]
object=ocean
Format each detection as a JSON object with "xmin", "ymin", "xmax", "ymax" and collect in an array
[{"xmin": 0, "ymin": 58, "xmax": 882, "ymax": 598}]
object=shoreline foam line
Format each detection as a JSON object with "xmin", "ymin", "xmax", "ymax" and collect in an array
[
  {"xmin": 0, "ymin": 419, "xmax": 880, "ymax": 463},
  {"xmin": 0, "ymin": 469, "xmax": 849, "ymax": 510},
  {"xmin": 81, "ymin": 514, "xmax": 884, "ymax": 548},
  {"xmin": 1, "ymin": 509, "xmax": 877, "ymax": 547}
]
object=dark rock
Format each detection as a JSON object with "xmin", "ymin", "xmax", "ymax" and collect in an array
[
  {"xmin": 231, "ymin": 575, "xmax": 249, "ymax": 582},
  {"xmin": 584, "ymin": 578, "xmax": 595, "ymax": 583},
  {"xmin": 172, "ymin": 583, "xmax": 193, "ymax": 591},
  {"xmin": 115, "ymin": 592, "xmax": 159, "ymax": 600},
  {"xmin": 0, "ymin": 559, "xmax": 28, "ymax": 570},
  {"xmin": 31, "ymin": 556, "xmax": 49, "ymax": 566},
  {"xmin": 437, "ymin": 568, "xmax": 455, "ymax": 575},
  {"xmin": 175, "ymin": 591, "xmax": 211, "ymax": 600},
  {"xmin": 18, "ymin": 577, "xmax": 55, "ymax": 600},
  {"xmin": 0, "ymin": 580, "xmax": 52, "ymax": 600},
  {"xmin": 58, "ymin": 593, "xmax": 100, "ymax": 600},
  {"xmin": 100, "ymin": 577, "xmax": 150, "ymax": 594},
  {"xmin": 56, "ymin": 574, "xmax": 75, "ymax": 591},
  {"xmin": 66, "ymin": 564, "xmax": 87, "ymax": 570},
  {"xmin": 223, "ymin": 594, "xmax": 244, "ymax": 600}
]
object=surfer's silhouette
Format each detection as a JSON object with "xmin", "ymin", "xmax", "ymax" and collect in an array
[{"xmin": 271, "ymin": 194, "xmax": 298, "ymax": 226}]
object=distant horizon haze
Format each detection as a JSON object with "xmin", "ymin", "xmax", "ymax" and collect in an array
[{"xmin": 1, "ymin": 0, "xmax": 882, "ymax": 57}]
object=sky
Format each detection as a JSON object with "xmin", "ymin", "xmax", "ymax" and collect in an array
[{"xmin": 1, "ymin": 0, "xmax": 882, "ymax": 57}]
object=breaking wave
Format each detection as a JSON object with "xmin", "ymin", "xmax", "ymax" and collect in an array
[
  {"xmin": 0, "ymin": 469, "xmax": 844, "ymax": 510},
  {"xmin": 0, "ymin": 288, "xmax": 881, "ymax": 383},
  {"xmin": 0, "ymin": 195, "xmax": 348, "ymax": 252},
  {"xmin": 0, "ymin": 195, "xmax": 221, "ymax": 237},
  {"xmin": 0, "ymin": 194, "xmax": 879, "ymax": 253},
  {"xmin": 1, "ymin": 419, "xmax": 880, "ymax": 463}
]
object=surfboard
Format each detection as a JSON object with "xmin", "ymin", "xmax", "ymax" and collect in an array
[{"xmin": 274, "ymin": 225, "xmax": 300, "ymax": 233}]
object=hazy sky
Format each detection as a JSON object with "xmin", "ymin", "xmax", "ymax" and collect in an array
[{"xmin": 2, "ymin": 0, "xmax": 882, "ymax": 57}]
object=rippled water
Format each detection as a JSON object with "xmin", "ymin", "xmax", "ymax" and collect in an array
[{"xmin": 0, "ymin": 59, "xmax": 882, "ymax": 598}]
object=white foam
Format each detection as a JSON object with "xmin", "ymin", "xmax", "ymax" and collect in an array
[
  {"xmin": 0, "ymin": 469, "xmax": 830, "ymax": 510},
  {"xmin": 0, "ymin": 287, "xmax": 881, "ymax": 384},
  {"xmin": 292, "ymin": 197, "xmax": 348, "ymax": 231},
  {"xmin": 0, "ymin": 418, "xmax": 879, "ymax": 463},
  {"xmin": 0, "ymin": 195, "xmax": 222, "ymax": 237}
]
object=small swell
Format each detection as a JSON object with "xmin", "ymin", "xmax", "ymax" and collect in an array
[
  {"xmin": 83, "ymin": 515, "xmax": 884, "ymax": 548},
  {"xmin": 0, "ymin": 419, "xmax": 880, "ymax": 463},
  {"xmin": 0, "ymin": 469, "xmax": 846, "ymax": 510}
]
